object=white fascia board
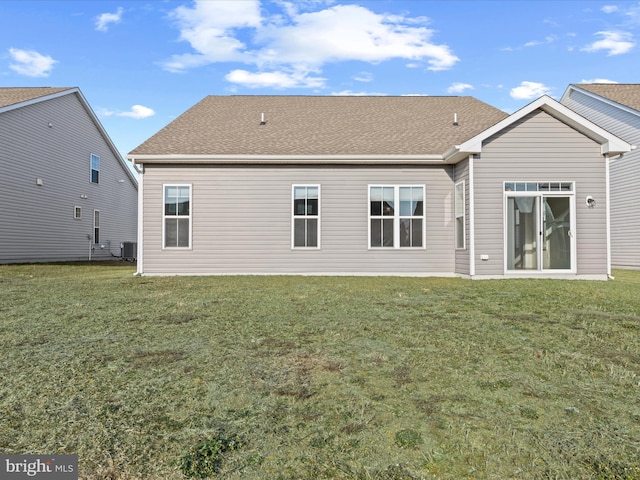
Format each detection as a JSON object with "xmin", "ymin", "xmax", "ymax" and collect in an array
[
  {"xmin": 128, "ymin": 154, "xmax": 445, "ymax": 165},
  {"xmin": 446, "ymin": 95, "xmax": 632, "ymax": 161}
]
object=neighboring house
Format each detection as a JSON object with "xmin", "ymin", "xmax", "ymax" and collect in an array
[
  {"xmin": 0, "ymin": 87, "xmax": 138, "ymax": 264},
  {"xmin": 561, "ymin": 84, "xmax": 640, "ymax": 269},
  {"xmin": 127, "ymin": 95, "xmax": 630, "ymax": 278}
]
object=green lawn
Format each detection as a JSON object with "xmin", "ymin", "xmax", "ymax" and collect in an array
[{"xmin": 1, "ymin": 263, "xmax": 639, "ymax": 479}]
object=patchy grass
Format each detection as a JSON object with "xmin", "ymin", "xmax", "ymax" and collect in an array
[{"xmin": 1, "ymin": 262, "xmax": 640, "ymax": 479}]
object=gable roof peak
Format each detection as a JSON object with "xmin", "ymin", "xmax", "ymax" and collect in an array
[{"xmin": 448, "ymin": 94, "xmax": 631, "ymax": 162}]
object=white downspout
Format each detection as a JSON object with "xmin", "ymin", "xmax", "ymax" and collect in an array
[
  {"xmin": 468, "ymin": 155, "xmax": 476, "ymax": 277},
  {"xmin": 606, "ymin": 155, "xmax": 612, "ymax": 279},
  {"xmin": 135, "ymin": 161, "xmax": 144, "ymax": 276}
]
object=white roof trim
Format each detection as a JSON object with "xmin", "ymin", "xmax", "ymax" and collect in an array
[
  {"xmin": 128, "ymin": 154, "xmax": 446, "ymax": 165},
  {"xmin": 445, "ymin": 95, "xmax": 632, "ymax": 163}
]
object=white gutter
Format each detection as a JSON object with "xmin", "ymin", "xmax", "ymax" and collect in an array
[
  {"xmin": 468, "ymin": 155, "xmax": 476, "ymax": 277},
  {"xmin": 136, "ymin": 164, "xmax": 144, "ymax": 276},
  {"xmin": 128, "ymin": 154, "xmax": 446, "ymax": 165},
  {"xmin": 606, "ymin": 155, "xmax": 612, "ymax": 278}
]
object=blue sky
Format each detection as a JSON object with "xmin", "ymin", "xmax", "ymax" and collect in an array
[{"xmin": 1, "ymin": 1, "xmax": 639, "ymax": 160}]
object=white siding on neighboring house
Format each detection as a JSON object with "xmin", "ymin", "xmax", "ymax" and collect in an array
[
  {"xmin": 473, "ymin": 110, "xmax": 608, "ymax": 278},
  {"xmin": 562, "ymin": 88, "xmax": 640, "ymax": 269},
  {"xmin": 140, "ymin": 165, "xmax": 455, "ymax": 276},
  {"xmin": 0, "ymin": 91, "xmax": 137, "ymax": 263}
]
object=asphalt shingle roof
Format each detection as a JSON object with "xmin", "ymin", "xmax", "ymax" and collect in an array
[
  {"xmin": 0, "ymin": 87, "xmax": 72, "ymax": 109},
  {"xmin": 129, "ymin": 95, "xmax": 509, "ymax": 157},
  {"xmin": 576, "ymin": 84, "xmax": 640, "ymax": 113}
]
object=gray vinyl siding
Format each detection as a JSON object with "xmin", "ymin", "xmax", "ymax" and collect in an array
[
  {"xmin": 140, "ymin": 164, "xmax": 455, "ymax": 275},
  {"xmin": 562, "ymin": 89, "xmax": 640, "ymax": 269},
  {"xmin": 453, "ymin": 159, "xmax": 470, "ymax": 275},
  {"xmin": 473, "ymin": 109, "xmax": 608, "ymax": 277},
  {"xmin": 0, "ymin": 93, "xmax": 137, "ymax": 263}
]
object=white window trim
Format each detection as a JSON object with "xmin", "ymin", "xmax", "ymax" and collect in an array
[
  {"xmin": 74, "ymin": 206, "xmax": 82, "ymax": 219},
  {"xmin": 291, "ymin": 184, "xmax": 321, "ymax": 249},
  {"xmin": 368, "ymin": 185, "xmax": 426, "ymax": 249},
  {"xmin": 162, "ymin": 184, "xmax": 192, "ymax": 250},
  {"xmin": 502, "ymin": 181, "xmax": 577, "ymax": 274},
  {"xmin": 455, "ymin": 180, "xmax": 466, "ymax": 250}
]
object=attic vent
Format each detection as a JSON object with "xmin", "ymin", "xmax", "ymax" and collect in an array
[
  {"xmin": 260, "ymin": 112, "xmax": 266, "ymax": 125},
  {"xmin": 453, "ymin": 113, "xmax": 459, "ymax": 126}
]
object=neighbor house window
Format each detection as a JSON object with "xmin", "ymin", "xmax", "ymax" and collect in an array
[
  {"xmin": 164, "ymin": 185, "xmax": 191, "ymax": 248},
  {"xmin": 293, "ymin": 185, "xmax": 320, "ymax": 248},
  {"xmin": 369, "ymin": 185, "xmax": 425, "ymax": 248},
  {"xmin": 74, "ymin": 206, "xmax": 82, "ymax": 219},
  {"xmin": 90, "ymin": 154, "xmax": 100, "ymax": 184},
  {"xmin": 93, "ymin": 210, "xmax": 100, "ymax": 244},
  {"xmin": 455, "ymin": 181, "xmax": 465, "ymax": 249}
]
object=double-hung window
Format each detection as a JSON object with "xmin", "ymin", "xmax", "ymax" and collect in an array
[
  {"xmin": 90, "ymin": 154, "xmax": 100, "ymax": 184},
  {"xmin": 293, "ymin": 185, "xmax": 319, "ymax": 248},
  {"xmin": 369, "ymin": 185, "xmax": 425, "ymax": 248},
  {"xmin": 455, "ymin": 181, "xmax": 465, "ymax": 249},
  {"xmin": 164, "ymin": 185, "xmax": 191, "ymax": 248}
]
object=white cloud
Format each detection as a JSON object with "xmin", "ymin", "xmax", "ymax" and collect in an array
[
  {"xmin": 95, "ymin": 7, "xmax": 123, "ymax": 32},
  {"xmin": 353, "ymin": 71, "xmax": 373, "ymax": 83},
  {"xmin": 580, "ymin": 78, "xmax": 618, "ymax": 84},
  {"xmin": 602, "ymin": 5, "xmax": 619, "ymax": 13},
  {"xmin": 163, "ymin": 0, "xmax": 262, "ymax": 72},
  {"xmin": 8, "ymin": 48, "xmax": 57, "ymax": 77},
  {"xmin": 510, "ymin": 81, "xmax": 551, "ymax": 100},
  {"xmin": 524, "ymin": 35, "xmax": 556, "ymax": 47},
  {"xmin": 225, "ymin": 69, "xmax": 326, "ymax": 89},
  {"xmin": 447, "ymin": 82, "xmax": 474, "ymax": 94},
  {"xmin": 331, "ymin": 90, "xmax": 387, "ymax": 96},
  {"xmin": 98, "ymin": 105, "xmax": 155, "ymax": 119},
  {"xmin": 118, "ymin": 105, "xmax": 155, "ymax": 119},
  {"xmin": 581, "ymin": 31, "xmax": 635, "ymax": 55},
  {"xmin": 163, "ymin": 1, "xmax": 459, "ymax": 86},
  {"xmin": 256, "ymin": 4, "xmax": 458, "ymax": 71}
]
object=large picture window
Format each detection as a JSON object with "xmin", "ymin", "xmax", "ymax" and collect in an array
[
  {"xmin": 455, "ymin": 181, "xmax": 465, "ymax": 249},
  {"xmin": 369, "ymin": 185, "xmax": 424, "ymax": 248},
  {"xmin": 293, "ymin": 185, "xmax": 319, "ymax": 248},
  {"xmin": 164, "ymin": 185, "xmax": 191, "ymax": 248}
]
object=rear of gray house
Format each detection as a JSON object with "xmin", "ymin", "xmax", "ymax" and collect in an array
[
  {"xmin": 128, "ymin": 95, "xmax": 630, "ymax": 279},
  {"xmin": 0, "ymin": 87, "xmax": 138, "ymax": 263}
]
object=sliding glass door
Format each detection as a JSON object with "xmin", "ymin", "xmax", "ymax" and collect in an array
[{"xmin": 505, "ymin": 182, "xmax": 575, "ymax": 273}]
